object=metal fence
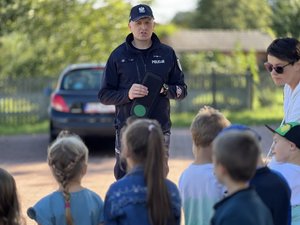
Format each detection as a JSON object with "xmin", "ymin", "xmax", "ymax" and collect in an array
[
  {"xmin": 172, "ymin": 72, "xmax": 253, "ymax": 113},
  {"xmin": 0, "ymin": 72, "xmax": 255, "ymax": 125},
  {"xmin": 0, "ymin": 77, "xmax": 54, "ymax": 125}
]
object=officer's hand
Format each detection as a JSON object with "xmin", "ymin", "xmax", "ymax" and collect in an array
[{"xmin": 128, "ymin": 83, "xmax": 148, "ymax": 100}]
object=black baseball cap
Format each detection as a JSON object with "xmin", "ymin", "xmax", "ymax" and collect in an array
[
  {"xmin": 129, "ymin": 4, "xmax": 154, "ymax": 22},
  {"xmin": 265, "ymin": 122, "xmax": 300, "ymax": 149}
]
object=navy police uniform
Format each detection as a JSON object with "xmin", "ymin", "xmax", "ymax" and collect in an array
[{"xmin": 98, "ymin": 32, "xmax": 187, "ymax": 179}]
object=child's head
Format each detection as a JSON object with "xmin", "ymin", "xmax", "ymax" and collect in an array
[
  {"xmin": 221, "ymin": 124, "xmax": 265, "ymax": 166},
  {"xmin": 48, "ymin": 132, "xmax": 88, "ymax": 186},
  {"xmin": 121, "ymin": 118, "xmax": 171, "ymax": 225},
  {"xmin": 212, "ymin": 131, "xmax": 260, "ymax": 184},
  {"xmin": 190, "ymin": 106, "xmax": 230, "ymax": 148},
  {"xmin": 0, "ymin": 168, "xmax": 22, "ymax": 225},
  {"xmin": 221, "ymin": 124, "xmax": 262, "ymax": 142},
  {"xmin": 121, "ymin": 118, "xmax": 165, "ymax": 170},
  {"xmin": 268, "ymin": 122, "xmax": 300, "ymax": 162},
  {"xmin": 47, "ymin": 131, "xmax": 88, "ymax": 225}
]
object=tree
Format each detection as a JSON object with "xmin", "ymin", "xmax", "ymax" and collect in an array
[
  {"xmin": 0, "ymin": 0, "xmax": 31, "ymax": 36},
  {"xmin": 0, "ymin": 0, "xmax": 175, "ymax": 78},
  {"xmin": 171, "ymin": 11, "xmax": 197, "ymax": 28},
  {"xmin": 0, "ymin": 0, "xmax": 131, "ymax": 77},
  {"xmin": 172, "ymin": 0, "xmax": 272, "ymax": 31},
  {"xmin": 270, "ymin": 0, "xmax": 300, "ymax": 38}
]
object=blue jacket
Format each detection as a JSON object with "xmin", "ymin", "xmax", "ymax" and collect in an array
[
  {"xmin": 98, "ymin": 33, "xmax": 187, "ymax": 132},
  {"xmin": 103, "ymin": 166, "xmax": 181, "ymax": 225}
]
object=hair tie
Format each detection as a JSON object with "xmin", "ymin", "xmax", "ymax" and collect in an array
[
  {"xmin": 148, "ymin": 124, "xmax": 155, "ymax": 131},
  {"xmin": 65, "ymin": 202, "xmax": 70, "ymax": 208}
]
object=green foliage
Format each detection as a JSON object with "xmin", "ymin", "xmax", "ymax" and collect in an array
[
  {"xmin": 0, "ymin": 102, "xmax": 283, "ymax": 135},
  {"xmin": 0, "ymin": 0, "xmax": 31, "ymax": 35},
  {"xmin": 0, "ymin": 0, "xmax": 131, "ymax": 77},
  {"xmin": 171, "ymin": 0, "xmax": 300, "ymax": 39},
  {"xmin": 270, "ymin": 0, "xmax": 300, "ymax": 38},
  {"xmin": 171, "ymin": 11, "xmax": 197, "ymax": 28},
  {"xmin": 192, "ymin": 0, "xmax": 272, "ymax": 30},
  {"xmin": 0, "ymin": 120, "xmax": 48, "ymax": 135},
  {"xmin": 155, "ymin": 23, "xmax": 177, "ymax": 39},
  {"xmin": 180, "ymin": 46, "xmax": 258, "ymax": 77}
]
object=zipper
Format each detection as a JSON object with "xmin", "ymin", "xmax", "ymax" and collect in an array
[{"xmin": 135, "ymin": 54, "xmax": 147, "ymax": 83}]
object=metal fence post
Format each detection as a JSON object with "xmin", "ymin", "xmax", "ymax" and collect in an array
[
  {"xmin": 246, "ymin": 69, "xmax": 253, "ymax": 109},
  {"xmin": 211, "ymin": 69, "xmax": 217, "ymax": 108}
]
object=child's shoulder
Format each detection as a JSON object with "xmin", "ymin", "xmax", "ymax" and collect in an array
[
  {"xmin": 76, "ymin": 188, "xmax": 103, "ymax": 202},
  {"xmin": 269, "ymin": 161, "xmax": 300, "ymax": 173},
  {"xmin": 27, "ymin": 191, "xmax": 60, "ymax": 220},
  {"xmin": 179, "ymin": 163, "xmax": 214, "ymax": 181}
]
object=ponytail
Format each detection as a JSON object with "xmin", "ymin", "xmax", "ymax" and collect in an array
[
  {"xmin": 123, "ymin": 119, "xmax": 171, "ymax": 225},
  {"xmin": 145, "ymin": 125, "xmax": 171, "ymax": 225}
]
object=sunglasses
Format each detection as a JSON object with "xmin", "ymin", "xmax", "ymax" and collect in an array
[{"xmin": 264, "ymin": 62, "xmax": 293, "ymax": 74}]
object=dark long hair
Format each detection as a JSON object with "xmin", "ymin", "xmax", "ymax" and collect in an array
[
  {"xmin": 122, "ymin": 119, "xmax": 171, "ymax": 225},
  {"xmin": 0, "ymin": 168, "xmax": 24, "ymax": 225}
]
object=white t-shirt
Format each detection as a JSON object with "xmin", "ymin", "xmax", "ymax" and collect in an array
[
  {"xmin": 283, "ymin": 82, "xmax": 300, "ymax": 124},
  {"xmin": 268, "ymin": 160, "xmax": 300, "ymax": 206},
  {"xmin": 178, "ymin": 163, "xmax": 225, "ymax": 225}
]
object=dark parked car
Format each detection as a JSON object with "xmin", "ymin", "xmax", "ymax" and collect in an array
[{"xmin": 49, "ymin": 63, "xmax": 115, "ymax": 141}]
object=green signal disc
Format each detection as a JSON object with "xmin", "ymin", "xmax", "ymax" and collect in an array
[{"xmin": 133, "ymin": 104, "xmax": 146, "ymax": 117}]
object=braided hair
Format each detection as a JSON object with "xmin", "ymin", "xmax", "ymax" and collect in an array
[{"xmin": 47, "ymin": 131, "xmax": 88, "ymax": 225}]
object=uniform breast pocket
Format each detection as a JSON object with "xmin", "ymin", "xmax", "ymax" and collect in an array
[{"xmin": 118, "ymin": 58, "xmax": 138, "ymax": 84}]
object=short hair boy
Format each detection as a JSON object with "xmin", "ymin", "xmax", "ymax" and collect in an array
[
  {"xmin": 223, "ymin": 124, "xmax": 291, "ymax": 225},
  {"xmin": 178, "ymin": 106, "xmax": 230, "ymax": 225},
  {"xmin": 211, "ymin": 131, "xmax": 273, "ymax": 225}
]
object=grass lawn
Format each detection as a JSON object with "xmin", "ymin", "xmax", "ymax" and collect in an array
[
  {"xmin": 0, "ymin": 105, "xmax": 283, "ymax": 135},
  {"xmin": 0, "ymin": 120, "xmax": 49, "ymax": 136},
  {"xmin": 171, "ymin": 104, "xmax": 283, "ymax": 127}
]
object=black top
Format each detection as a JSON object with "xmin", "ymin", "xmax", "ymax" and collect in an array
[{"xmin": 250, "ymin": 166, "xmax": 291, "ymax": 225}]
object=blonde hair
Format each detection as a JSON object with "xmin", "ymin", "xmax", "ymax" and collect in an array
[
  {"xmin": 122, "ymin": 119, "xmax": 171, "ymax": 225},
  {"xmin": 190, "ymin": 106, "xmax": 230, "ymax": 147},
  {"xmin": 47, "ymin": 132, "xmax": 88, "ymax": 225}
]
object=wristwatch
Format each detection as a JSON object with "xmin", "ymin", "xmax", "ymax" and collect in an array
[{"xmin": 162, "ymin": 83, "xmax": 169, "ymax": 96}]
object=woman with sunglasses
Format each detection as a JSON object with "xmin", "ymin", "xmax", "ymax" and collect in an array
[{"xmin": 265, "ymin": 37, "xmax": 300, "ymax": 125}]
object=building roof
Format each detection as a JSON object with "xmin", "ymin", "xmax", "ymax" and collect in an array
[{"xmin": 161, "ymin": 29, "xmax": 273, "ymax": 53}]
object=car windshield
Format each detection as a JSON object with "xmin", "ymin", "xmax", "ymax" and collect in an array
[{"xmin": 62, "ymin": 68, "xmax": 103, "ymax": 90}]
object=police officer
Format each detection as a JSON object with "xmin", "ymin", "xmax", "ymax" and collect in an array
[{"xmin": 98, "ymin": 4, "xmax": 187, "ymax": 180}]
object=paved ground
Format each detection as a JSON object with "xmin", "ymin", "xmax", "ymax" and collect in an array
[{"xmin": 0, "ymin": 126, "xmax": 273, "ymax": 225}]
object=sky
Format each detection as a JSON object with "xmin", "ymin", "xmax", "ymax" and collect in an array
[
  {"xmin": 127, "ymin": 0, "xmax": 197, "ymax": 24},
  {"xmin": 152, "ymin": 0, "xmax": 197, "ymax": 24}
]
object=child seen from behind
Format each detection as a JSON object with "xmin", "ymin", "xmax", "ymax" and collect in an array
[
  {"xmin": 27, "ymin": 131, "xmax": 104, "ymax": 225},
  {"xmin": 104, "ymin": 119, "xmax": 181, "ymax": 225},
  {"xmin": 178, "ymin": 106, "xmax": 230, "ymax": 225},
  {"xmin": 211, "ymin": 131, "xmax": 274, "ymax": 225},
  {"xmin": 0, "ymin": 167, "xmax": 25, "ymax": 225}
]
